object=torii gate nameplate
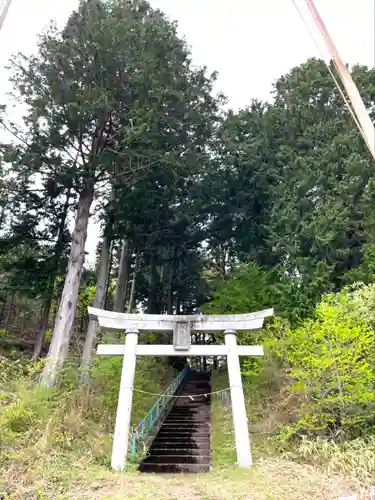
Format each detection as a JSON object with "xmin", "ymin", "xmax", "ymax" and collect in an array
[{"xmin": 173, "ymin": 321, "xmax": 191, "ymax": 351}]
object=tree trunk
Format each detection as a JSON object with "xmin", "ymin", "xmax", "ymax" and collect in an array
[
  {"xmin": 33, "ymin": 189, "xmax": 71, "ymax": 360},
  {"xmin": 147, "ymin": 252, "xmax": 157, "ymax": 314},
  {"xmin": 104, "ymin": 241, "xmax": 114, "ymax": 309},
  {"xmin": 4, "ymin": 291, "xmax": 15, "ymax": 333},
  {"xmin": 80, "ymin": 229, "xmax": 111, "ymax": 374},
  {"xmin": 175, "ymin": 256, "xmax": 182, "ymax": 314},
  {"xmin": 0, "ymin": 293, "xmax": 7, "ymax": 323},
  {"xmin": 167, "ymin": 247, "xmax": 174, "ymax": 315},
  {"xmin": 32, "ymin": 292, "xmax": 53, "ymax": 361},
  {"xmin": 113, "ymin": 238, "xmax": 129, "ymax": 312},
  {"xmin": 176, "ymin": 259, "xmax": 181, "ymax": 315},
  {"xmin": 51, "ymin": 300, "xmax": 58, "ymax": 328},
  {"xmin": 79, "ymin": 312, "xmax": 85, "ymax": 336},
  {"xmin": 40, "ymin": 185, "xmax": 94, "ymax": 388},
  {"xmin": 219, "ymin": 244, "xmax": 227, "ymax": 280},
  {"xmin": 80, "ymin": 185, "xmax": 116, "ymax": 377},
  {"xmin": 128, "ymin": 249, "xmax": 140, "ymax": 312},
  {"xmin": 0, "ymin": 197, "xmax": 7, "ymax": 232},
  {"xmin": 176, "ymin": 294, "xmax": 181, "ymax": 315},
  {"xmin": 202, "ymin": 334, "xmax": 207, "ymax": 371}
]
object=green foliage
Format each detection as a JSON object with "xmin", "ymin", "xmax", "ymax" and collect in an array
[
  {"xmin": 262, "ymin": 284, "xmax": 375, "ymax": 440},
  {"xmin": 202, "ymin": 261, "xmax": 319, "ymax": 321},
  {"xmin": 212, "ymin": 369, "xmax": 374, "ymax": 483},
  {"xmin": 89, "ymin": 356, "xmax": 176, "ymax": 422},
  {"xmin": 1, "ymin": 9, "xmax": 375, "ymax": 494},
  {"xmin": 269, "ymin": 60, "xmax": 375, "ymax": 290},
  {"xmin": 77, "ymin": 284, "xmax": 96, "ymax": 318},
  {"xmin": 210, "ymin": 371, "xmax": 236, "ymax": 467},
  {"xmin": 0, "ymin": 357, "xmax": 23, "ymax": 385},
  {"xmin": 349, "ymin": 281, "xmax": 375, "ymax": 324},
  {"xmin": 202, "ymin": 262, "xmax": 274, "ymax": 314},
  {"xmin": 345, "ymin": 244, "xmax": 375, "ymax": 285},
  {"xmin": 0, "ymin": 356, "xmax": 43, "ymax": 384},
  {"xmin": 287, "ymin": 291, "xmax": 374, "ymax": 438}
]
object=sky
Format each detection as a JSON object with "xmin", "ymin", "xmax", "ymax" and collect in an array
[{"xmin": 0, "ymin": 0, "xmax": 374, "ymax": 263}]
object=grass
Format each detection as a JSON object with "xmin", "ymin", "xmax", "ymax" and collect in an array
[
  {"xmin": 41, "ymin": 459, "xmax": 372, "ymax": 500},
  {"xmin": 0, "ymin": 356, "xmax": 176, "ymax": 498},
  {"xmin": 208, "ymin": 368, "xmax": 374, "ymax": 499},
  {"xmin": 0, "ymin": 360, "xmax": 373, "ymax": 499}
]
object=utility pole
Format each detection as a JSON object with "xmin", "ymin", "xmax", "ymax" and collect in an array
[
  {"xmin": 305, "ymin": 0, "xmax": 375, "ymax": 159},
  {"xmin": 0, "ymin": 0, "xmax": 12, "ymax": 33}
]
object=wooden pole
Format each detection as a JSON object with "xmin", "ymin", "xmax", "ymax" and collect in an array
[
  {"xmin": 305, "ymin": 0, "xmax": 375, "ymax": 159},
  {"xmin": 0, "ymin": 0, "xmax": 12, "ymax": 33}
]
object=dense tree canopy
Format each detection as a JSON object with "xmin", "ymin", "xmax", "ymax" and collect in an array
[{"xmin": 0, "ymin": 0, "xmax": 374, "ymax": 390}]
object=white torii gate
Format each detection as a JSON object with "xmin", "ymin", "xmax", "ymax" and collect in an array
[{"xmin": 89, "ymin": 306, "xmax": 273, "ymax": 472}]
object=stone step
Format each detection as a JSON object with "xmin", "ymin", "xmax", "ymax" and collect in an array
[
  {"xmin": 153, "ymin": 433, "xmax": 211, "ymax": 448},
  {"xmin": 164, "ymin": 414, "xmax": 210, "ymax": 419},
  {"xmin": 162, "ymin": 422, "xmax": 209, "ymax": 427},
  {"xmin": 178, "ymin": 388, "xmax": 210, "ymax": 392},
  {"xmin": 154, "ymin": 437, "xmax": 210, "ymax": 444},
  {"xmin": 151, "ymin": 436, "xmax": 211, "ymax": 445},
  {"xmin": 172, "ymin": 403, "xmax": 210, "ymax": 408},
  {"xmin": 150, "ymin": 442, "xmax": 210, "ymax": 451},
  {"xmin": 167, "ymin": 410, "xmax": 210, "ymax": 416},
  {"xmin": 166, "ymin": 411, "xmax": 210, "ymax": 416},
  {"xmin": 139, "ymin": 462, "xmax": 210, "ymax": 473},
  {"xmin": 169, "ymin": 404, "xmax": 211, "ymax": 415},
  {"xmin": 143, "ymin": 454, "xmax": 210, "ymax": 465},
  {"xmin": 159, "ymin": 425, "xmax": 210, "ymax": 437},
  {"xmin": 149, "ymin": 448, "xmax": 207, "ymax": 456},
  {"xmin": 162, "ymin": 413, "xmax": 210, "ymax": 419},
  {"xmin": 174, "ymin": 402, "xmax": 210, "ymax": 406},
  {"xmin": 180, "ymin": 389, "xmax": 210, "ymax": 392},
  {"xmin": 171, "ymin": 401, "xmax": 210, "ymax": 405},
  {"xmin": 156, "ymin": 431, "xmax": 210, "ymax": 438},
  {"xmin": 166, "ymin": 414, "xmax": 210, "ymax": 419},
  {"xmin": 160, "ymin": 422, "xmax": 210, "ymax": 428},
  {"xmin": 156, "ymin": 432, "xmax": 210, "ymax": 438}
]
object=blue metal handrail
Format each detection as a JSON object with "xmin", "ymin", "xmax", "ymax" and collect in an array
[{"xmin": 129, "ymin": 365, "xmax": 190, "ymax": 457}]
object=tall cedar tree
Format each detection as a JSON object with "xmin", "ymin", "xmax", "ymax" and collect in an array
[{"xmin": 4, "ymin": 0, "xmax": 221, "ymax": 385}]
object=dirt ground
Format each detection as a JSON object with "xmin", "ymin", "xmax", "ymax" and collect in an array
[{"xmin": 64, "ymin": 458, "xmax": 370, "ymax": 500}]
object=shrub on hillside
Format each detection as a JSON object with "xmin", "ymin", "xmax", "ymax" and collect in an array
[{"xmin": 272, "ymin": 285, "xmax": 375, "ymax": 440}]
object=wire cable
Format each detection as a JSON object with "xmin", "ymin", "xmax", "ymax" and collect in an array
[{"xmin": 131, "ymin": 386, "xmax": 231, "ymax": 398}]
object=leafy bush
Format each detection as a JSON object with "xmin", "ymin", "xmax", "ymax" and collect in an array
[
  {"xmin": 271, "ymin": 285, "xmax": 375, "ymax": 440},
  {"xmin": 344, "ymin": 243, "xmax": 375, "ymax": 285},
  {"xmin": 0, "ymin": 357, "xmax": 25, "ymax": 384}
]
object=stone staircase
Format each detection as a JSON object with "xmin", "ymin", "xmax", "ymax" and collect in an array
[{"xmin": 139, "ymin": 371, "xmax": 211, "ymax": 473}]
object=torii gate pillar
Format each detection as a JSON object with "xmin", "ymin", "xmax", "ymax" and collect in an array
[
  {"xmin": 224, "ymin": 329, "xmax": 252, "ymax": 466},
  {"xmin": 112, "ymin": 327, "xmax": 138, "ymax": 471}
]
